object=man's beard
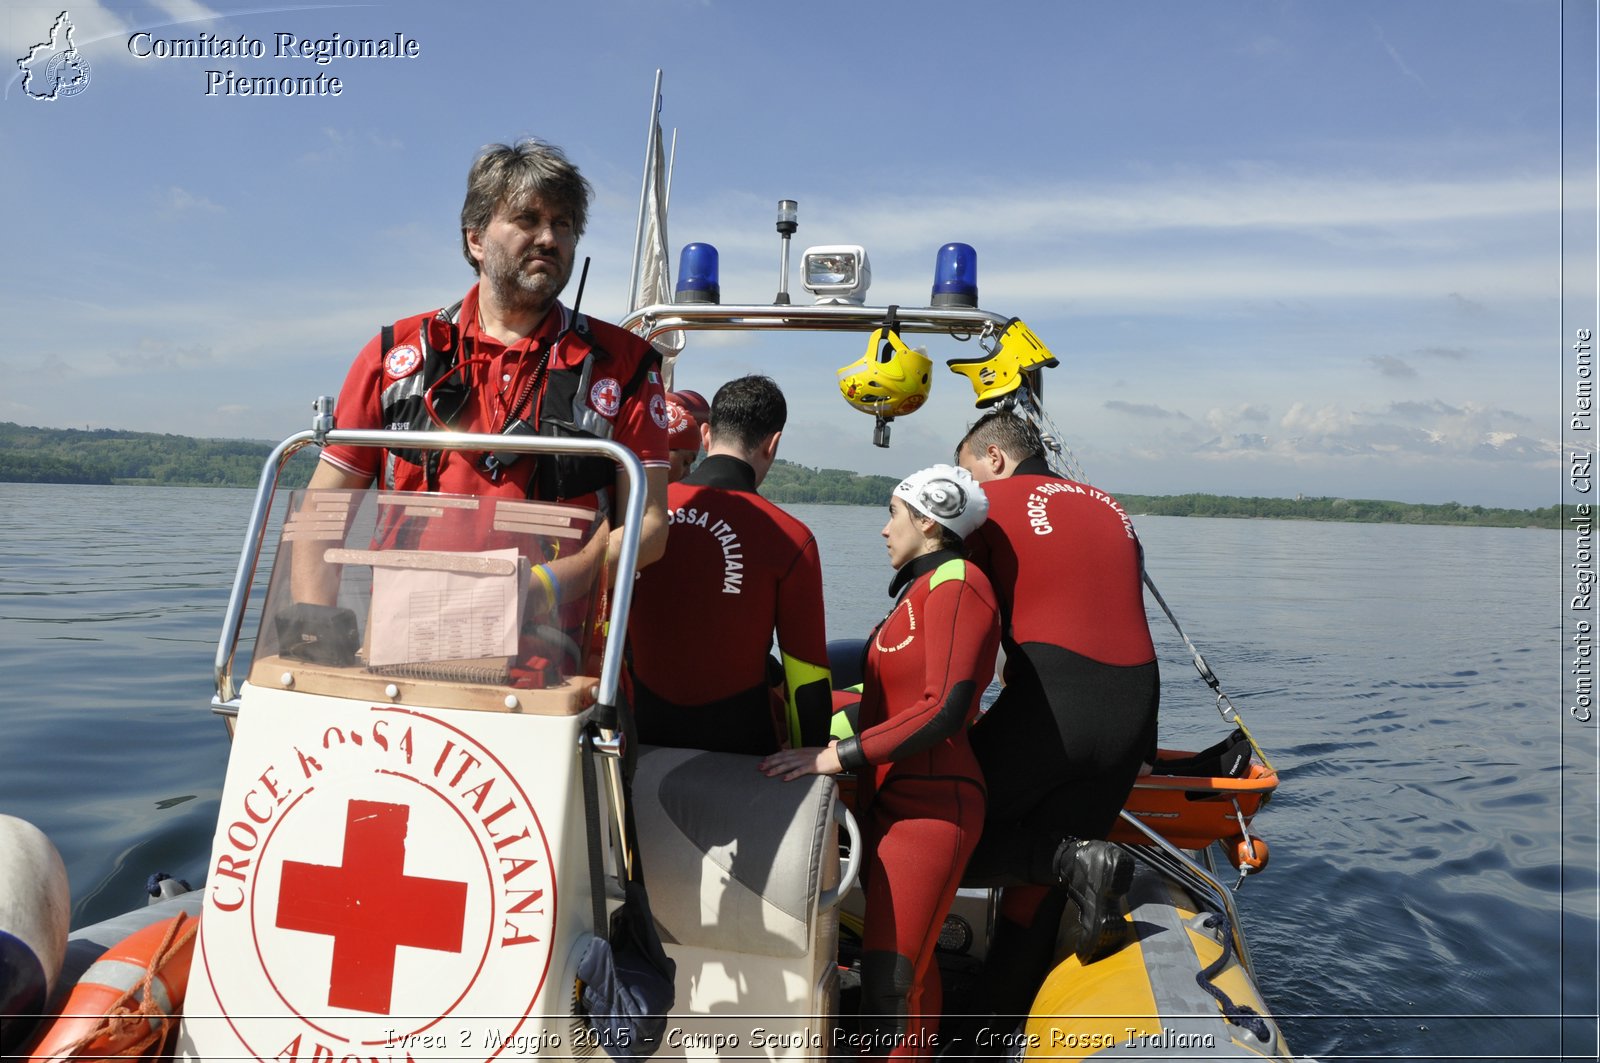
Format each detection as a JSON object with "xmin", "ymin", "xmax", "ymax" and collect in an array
[{"xmin": 481, "ymin": 241, "xmax": 570, "ymax": 317}]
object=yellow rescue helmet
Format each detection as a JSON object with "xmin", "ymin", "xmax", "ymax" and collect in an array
[
  {"xmin": 946, "ymin": 317, "xmax": 1059, "ymax": 407},
  {"xmin": 837, "ymin": 327, "xmax": 932, "ymax": 417}
]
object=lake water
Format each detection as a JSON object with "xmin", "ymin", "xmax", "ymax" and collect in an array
[{"xmin": 0, "ymin": 483, "xmax": 1594, "ymax": 1062}]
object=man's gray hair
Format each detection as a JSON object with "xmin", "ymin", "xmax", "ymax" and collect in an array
[{"xmin": 459, "ymin": 139, "xmax": 592, "ymax": 271}]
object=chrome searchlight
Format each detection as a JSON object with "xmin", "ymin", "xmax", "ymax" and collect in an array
[
  {"xmin": 675, "ymin": 243, "xmax": 720, "ymax": 304},
  {"xmin": 930, "ymin": 242, "xmax": 978, "ymax": 307},
  {"xmin": 801, "ymin": 245, "xmax": 871, "ymax": 305}
]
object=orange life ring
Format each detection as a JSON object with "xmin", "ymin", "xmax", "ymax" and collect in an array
[{"xmin": 25, "ymin": 912, "xmax": 198, "ymax": 1062}]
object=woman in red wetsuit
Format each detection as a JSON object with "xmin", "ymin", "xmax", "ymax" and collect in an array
[{"xmin": 762, "ymin": 464, "xmax": 1000, "ymax": 1059}]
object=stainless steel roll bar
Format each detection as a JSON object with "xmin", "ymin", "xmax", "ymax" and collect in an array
[
  {"xmin": 210, "ymin": 423, "xmax": 646, "ymax": 718},
  {"xmin": 619, "ymin": 301, "xmax": 1012, "ymax": 344}
]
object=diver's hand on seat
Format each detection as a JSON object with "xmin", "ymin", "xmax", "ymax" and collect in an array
[{"xmin": 759, "ymin": 741, "xmax": 842, "ymax": 783}]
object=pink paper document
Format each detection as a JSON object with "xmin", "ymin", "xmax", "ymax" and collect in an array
[{"xmin": 365, "ymin": 548, "xmax": 527, "ymax": 666}]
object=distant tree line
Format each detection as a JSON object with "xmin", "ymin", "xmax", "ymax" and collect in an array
[
  {"xmin": 0, "ymin": 422, "xmax": 316, "ymax": 488},
  {"xmin": 761, "ymin": 462, "xmax": 1568, "ymax": 529},
  {"xmin": 1112, "ymin": 492, "xmax": 1567, "ymax": 529},
  {"xmin": 761, "ymin": 460, "xmax": 902, "ymax": 507},
  {"xmin": 0, "ymin": 423, "xmax": 1570, "ymax": 528}
]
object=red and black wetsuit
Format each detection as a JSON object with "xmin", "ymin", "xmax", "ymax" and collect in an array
[
  {"xmin": 962, "ymin": 456, "xmax": 1158, "ymax": 1016},
  {"xmin": 627, "ymin": 455, "xmax": 832, "ymax": 754},
  {"xmin": 963, "ymin": 457, "xmax": 1158, "ymax": 874},
  {"xmin": 834, "ymin": 550, "xmax": 999, "ymax": 1059}
]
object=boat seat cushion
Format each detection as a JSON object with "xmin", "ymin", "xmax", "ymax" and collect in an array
[{"xmin": 631, "ymin": 746, "xmax": 835, "ymax": 959}]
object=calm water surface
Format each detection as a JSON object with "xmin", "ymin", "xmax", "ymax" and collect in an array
[{"xmin": 1, "ymin": 485, "xmax": 1593, "ymax": 1062}]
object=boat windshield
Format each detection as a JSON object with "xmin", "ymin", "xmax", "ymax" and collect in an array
[{"xmin": 249, "ymin": 488, "xmax": 608, "ymax": 695}]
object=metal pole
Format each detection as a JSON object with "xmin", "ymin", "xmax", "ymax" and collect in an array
[{"xmin": 776, "ymin": 233, "xmax": 792, "ymax": 305}]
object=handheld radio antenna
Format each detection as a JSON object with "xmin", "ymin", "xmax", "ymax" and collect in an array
[{"xmin": 571, "ymin": 257, "xmax": 591, "ymax": 315}]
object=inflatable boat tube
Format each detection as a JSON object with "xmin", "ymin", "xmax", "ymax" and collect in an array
[{"xmin": 0, "ymin": 815, "xmax": 70, "ymax": 1054}]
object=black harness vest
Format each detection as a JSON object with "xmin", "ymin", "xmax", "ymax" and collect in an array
[{"xmin": 375, "ymin": 301, "xmax": 658, "ymax": 502}]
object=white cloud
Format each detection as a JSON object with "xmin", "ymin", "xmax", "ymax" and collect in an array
[
  {"xmin": 1205, "ymin": 404, "xmax": 1271, "ymax": 433},
  {"xmin": 151, "ymin": 0, "xmax": 228, "ymax": 24},
  {"xmin": 113, "ymin": 336, "xmax": 215, "ymax": 371},
  {"xmin": 1279, "ymin": 402, "xmax": 1356, "ymax": 439},
  {"xmin": 671, "ymin": 168, "xmax": 1565, "ymax": 314},
  {"xmin": 974, "ymin": 257, "xmax": 1552, "ymax": 309},
  {"xmin": 1194, "ymin": 432, "xmax": 1271, "ymax": 454},
  {"xmin": 1075, "ymin": 397, "xmax": 1558, "ymax": 501},
  {"xmin": 796, "ymin": 171, "xmax": 1557, "ymax": 246},
  {"xmin": 161, "ymin": 186, "xmax": 224, "ymax": 215},
  {"xmin": 298, "ymin": 127, "xmax": 408, "ymax": 167},
  {"xmin": 1191, "ymin": 399, "xmax": 1563, "ymax": 466}
]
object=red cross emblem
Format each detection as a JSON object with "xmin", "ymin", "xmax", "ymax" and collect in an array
[
  {"xmin": 590, "ymin": 377, "xmax": 622, "ymax": 417},
  {"xmin": 275, "ymin": 799, "xmax": 469, "ymax": 1015}
]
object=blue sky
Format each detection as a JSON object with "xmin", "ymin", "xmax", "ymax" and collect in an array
[{"xmin": 2, "ymin": 0, "xmax": 1593, "ymax": 508}]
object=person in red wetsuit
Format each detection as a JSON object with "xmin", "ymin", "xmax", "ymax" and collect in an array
[
  {"xmin": 762, "ymin": 464, "xmax": 999, "ymax": 1060},
  {"xmin": 299, "ymin": 140, "xmax": 671, "ymax": 599},
  {"xmin": 629, "ymin": 376, "xmax": 832, "ymax": 754},
  {"xmin": 955, "ymin": 410, "xmax": 1157, "ymax": 1017}
]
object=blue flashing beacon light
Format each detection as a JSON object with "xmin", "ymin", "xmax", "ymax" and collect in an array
[
  {"xmin": 675, "ymin": 243, "xmax": 721, "ymax": 304},
  {"xmin": 930, "ymin": 243, "xmax": 978, "ymax": 307}
]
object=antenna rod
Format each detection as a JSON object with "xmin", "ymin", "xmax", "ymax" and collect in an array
[
  {"xmin": 774, "ymin": 199, "xmax": 798, "ymax": 305},
  {"xmin": 666, "ymin": 128, "xmax": 677, "ymax": 217},
  {"xmin": 571, "ymin": 257, "xmax": 591, "ymax": 316}
]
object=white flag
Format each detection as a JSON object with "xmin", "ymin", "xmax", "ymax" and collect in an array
[{"xmin": 630, "ymin": 90, "xmax": 683, "ymax": 383}]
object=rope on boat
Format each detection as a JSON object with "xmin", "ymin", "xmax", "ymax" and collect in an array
[
  {"xmin": 54, "ymin": 913, "xmax": 198, "ymax": 1061},
  {"xmin": 1138, "ymin": 574, "xmax": 1276, "ymax": 775},
  {"xmin": 1006, "ymin": 388, "xmax": 1089, "ymax": 485},
  {"xmin": 1194, "ymin": 911, "xmax": 1273, "ymax": 1044},
  {"xmin": 142, "ymin": 872, "xmax": 190, "ymax": 899}
]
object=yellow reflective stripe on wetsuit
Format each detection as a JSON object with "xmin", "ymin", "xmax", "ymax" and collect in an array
[
  {"xmin": 781, "ymin": 651, "xmax": 832, "ymax": 748},
  {"xmin": 831, "ymin": 698, "xmax": 861, "ymax": 741},
  {"xmin": 929, "ymin": 557, "xmax": 968, "ymax": 589}
]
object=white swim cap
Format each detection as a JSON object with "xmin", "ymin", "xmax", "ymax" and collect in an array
[{"xmin": 892, "ymin": 463, "xmax": 989, "ymax": 540}]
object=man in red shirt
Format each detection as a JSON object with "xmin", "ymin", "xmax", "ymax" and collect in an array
[
  {"xmin": 628, "ymin": 376, "xmax": 832, "ymax": 755},
  {"xmin": 956, "ymin": 410, "xmax": 1158, "ymax": 1007},
  {"xmin": 303, "ymin": 140, "xmax": 670, "ymax": 589}
]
